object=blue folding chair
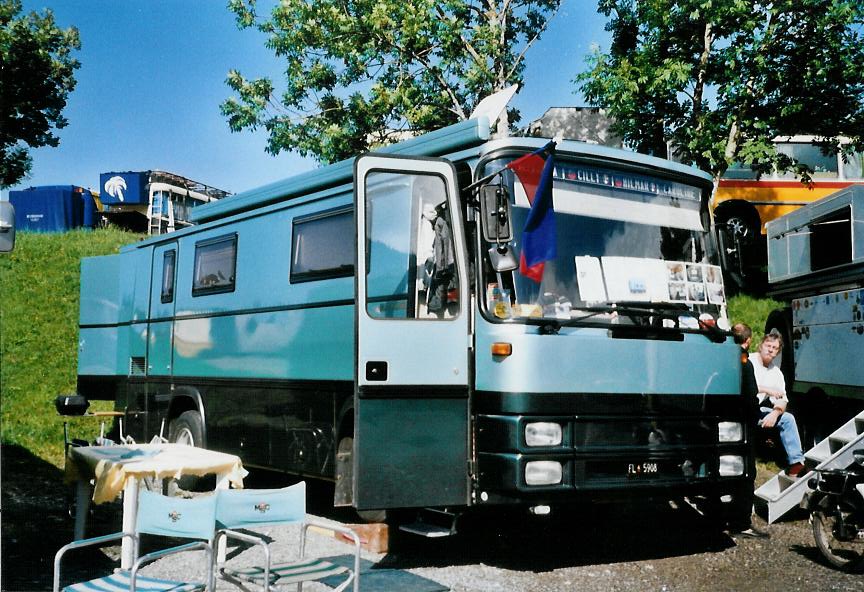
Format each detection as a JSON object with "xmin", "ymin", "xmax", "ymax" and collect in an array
[
  {"xmin": 215, "ymin": 482, "xmax": 360, "ymax": 592},
  {"xmin": 53, "ymin": 490, "xmax": 218, "ymax": 592}
]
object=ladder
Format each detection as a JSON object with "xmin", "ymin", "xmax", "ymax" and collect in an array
[
  {"xmin": 755, "ymin": 409, "xmax": 864, "ymax": 523},
  {"xmin": 146, "ymin": 194, "xmax": 175, "ymax": 235},
  {"xmin": 147, "ymin": 193, "xmax": 162, "ymax": 235}
]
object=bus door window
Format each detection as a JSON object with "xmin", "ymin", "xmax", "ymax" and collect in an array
[{"xmin": 365, "ymin": 172, "xmax": 459, "ymax": 320}]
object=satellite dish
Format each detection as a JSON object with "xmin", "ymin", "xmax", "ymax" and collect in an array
[{"xmin": 470, "ymin": 85, "xmax": 519, "ymax": 129}]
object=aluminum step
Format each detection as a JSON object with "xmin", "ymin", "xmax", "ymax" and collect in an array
[
  {"xmin": 398, "ymin": 522, "xmax": 454, "ymax": 538},
  {"xmin": 755, "ymin": 410, "xmax": 864, "ymax": 523},
  {"xmin": 398, "ymin": 508, "xmax": 459, "ymax": 538}
]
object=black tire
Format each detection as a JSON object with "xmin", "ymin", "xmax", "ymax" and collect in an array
[
  {"xmin": 169, "ymin": 410, "xmax": 205, "ymax": 447},
  {"xmin": 334, "ymin": 435, "xmax": 354, "ymax": 507},
  {"xmin": 715, "ymin": 204, "xmax": 761, "ymax": 244},
  {"xmin": 812, "ymin": 509, "xmax": 864, "ymax": 572},
  {"xmin": 334, "ymin": 434, "xmax": 388, "ymax": 523},
  {"xmin": 799, "ymin": 388, "xmax": 830, "ymax": 450},
  {"xmin": 167, "ymin": 410, "xmax": 208, "ymax": 492},
  {"xmin": 724, "ymin": 485, "xmax": 755, "ymax": 532}
]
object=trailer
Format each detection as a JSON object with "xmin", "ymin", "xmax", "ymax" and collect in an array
[
  {"xmin": 76, "ymin": 111, "xmax": 751, "ymax": 530},
  {"xmin": 764, "ymin": 184, "xmax": 864, "ymax": 446}
]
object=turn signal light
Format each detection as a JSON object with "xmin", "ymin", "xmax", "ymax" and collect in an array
[{"xmin": 491, "ymin": 342, "xmax": 512, "ymax": 357}]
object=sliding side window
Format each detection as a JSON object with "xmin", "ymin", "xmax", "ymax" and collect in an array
[
  {"xmin": 192, "ymin": 234, "xmax": 237, "ymax": 296},
  {"xmin": 160, "ymin": 249, "xmax": 176, "ymax": 303},
  {"xmin": 810, "ymin": 207, "xmax": 852, "ymax": 272},
  {"xmin": 290, "ymin": 207, "xmax": 354, "ymax": 283}
]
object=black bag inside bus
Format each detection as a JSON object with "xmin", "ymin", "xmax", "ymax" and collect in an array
[{"xmin": 55, "ymin": 394, "xmax": 89, "ymax": 416}]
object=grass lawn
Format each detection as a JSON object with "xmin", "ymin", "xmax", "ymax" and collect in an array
[{"xmin": 0, "ymin": 228, "xmax": 140, "ymax": 467}]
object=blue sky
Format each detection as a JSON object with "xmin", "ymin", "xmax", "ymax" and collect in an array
[{"xmin": 7, "ymin": 1, "xmax": 610, "ymax": 197}]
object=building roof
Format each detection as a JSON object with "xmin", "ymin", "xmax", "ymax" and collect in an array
[{"xmin": 525, "ymin": 107, "xmax": 623, "ymax": 148}]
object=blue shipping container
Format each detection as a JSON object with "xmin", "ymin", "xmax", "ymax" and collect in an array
[{"xmin": 9, "ymin": 185, "xmax": 93, "ymax": 232}]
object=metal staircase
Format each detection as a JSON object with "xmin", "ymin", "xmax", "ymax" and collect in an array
[{"xmin": 755, "ymin": 410, "xmax": 864, "ymax": 523}]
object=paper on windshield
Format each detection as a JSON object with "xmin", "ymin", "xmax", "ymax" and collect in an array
[
  {"xmin": 586, "ymin": 257, "xmax": 725, "ymax": 306},
  {"xmin": 575, "ymin": 256, "xmax": 607, "ymax": 303}
]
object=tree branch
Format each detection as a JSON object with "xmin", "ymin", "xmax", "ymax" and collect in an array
[{"xmin": 505, "ymin": 3, "xmax": 561, "ymax": 83}]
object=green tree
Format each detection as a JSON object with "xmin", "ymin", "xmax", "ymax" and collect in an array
[
  {"xmin": 223, "ymin": 0, "xmax": 560, "ymax": 164},
  {"xmin": 576, "ymin": 0, "xmax": 864, "ymax": 181},
  {"xmin": 0, "ymin": 0, "xmax": 80, "ymax": 188}
]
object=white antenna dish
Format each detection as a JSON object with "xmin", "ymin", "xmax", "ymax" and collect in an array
[{"xmin": 470, "ymin": 85, "xmax": 519, "ymax": 128}]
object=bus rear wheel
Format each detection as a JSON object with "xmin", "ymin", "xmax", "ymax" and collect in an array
[{"xmin": 335, "ymin": 434, "xmax": 388, "ymax": 524}]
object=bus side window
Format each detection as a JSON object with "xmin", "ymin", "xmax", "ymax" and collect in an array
[
  {"xmin": 192, "ymin": 234, "xmax": 237, "ymax": 296},
  {"xmin": 290, "ymin": 208, "xmax": 354, "ymax": 283},
  {"xmin": 161, "ymin": 250, "xmax": 176, "ymax": 303}
]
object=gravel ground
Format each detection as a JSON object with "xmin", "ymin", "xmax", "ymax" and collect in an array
[
  {"xmin": 142, "ymin": 480, "xmax": 864, "ymax": 592},
  {"xmin": 3, "ymin": 446, "xmax": 862, "ymax": 592},
  {"xmin": 141, "ymin": 501, "xmax": 864, "ymax": 592}
]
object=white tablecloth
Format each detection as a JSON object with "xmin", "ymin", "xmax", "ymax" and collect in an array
[{"xmin": 66, "ymin": 443, "xmax": 247, "ymax": 503}]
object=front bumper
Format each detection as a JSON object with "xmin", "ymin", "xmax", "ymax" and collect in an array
[{"xmin": 473, "ymin": 392, "xmax": 753, "ymax": 506}]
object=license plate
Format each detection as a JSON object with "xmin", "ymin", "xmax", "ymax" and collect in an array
[{"xmin": 627, "ymin": 462, "xmax": 660, "ymax": 477}]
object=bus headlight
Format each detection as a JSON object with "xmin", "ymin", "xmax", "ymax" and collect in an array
[
  {"xmin": 525, "ymin": 461, "xmax": 563, "ymax": 485},
  {"xmin": 525, "ymin": 422, "xmax": 563, "ymax": 447},
  {"xmin": 718, "ymin": 421, "xmax": 743, "ymax": 443},
  {"xmin": 719, "ymin": 455, "xmax": 745, "ymax": 477}
]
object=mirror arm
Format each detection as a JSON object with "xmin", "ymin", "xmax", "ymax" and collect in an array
[{"xmin": 465, "ymin": 168, "xmax": 506, "ymax": 192}]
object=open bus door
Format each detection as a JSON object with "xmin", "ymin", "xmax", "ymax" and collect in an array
[
  {"xmin": 145, "ymin": 243, "xmax": 178, "ymax": 438},
  {"xmin": 353, "ymin": 154, "xmax": 471, "ymax": 511}
]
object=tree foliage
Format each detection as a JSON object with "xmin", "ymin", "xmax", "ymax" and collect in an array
[
  {"xmin": 223, "ymin": 0, "xmax": 560, "ymax": 164},
  {"xmin": 0, "ymin": 0, "xmax": 80, "ymax": 188},
  {"xmin": 576, "ymin": 0, "xmax": 864, "ymax": 180}
]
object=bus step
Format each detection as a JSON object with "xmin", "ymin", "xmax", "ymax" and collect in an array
[
  {"xmin": 398, "ymin": 508, "xmax": 459, "ymax": 538},
  {"xmin": 399, "ymin": 522, "xmax": 454, "ymax": 538}
]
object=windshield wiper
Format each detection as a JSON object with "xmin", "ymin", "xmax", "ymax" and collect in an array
[
  {"xmin": 604, "ymin": 301, "xmax": 728, "ymax": 343},
  {"xmin": 522, "ymin": 302, "xmax": 727, "ymax": 343}
]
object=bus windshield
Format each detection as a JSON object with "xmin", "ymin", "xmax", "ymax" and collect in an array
[{"xmin": 481, "ymin": 158, "xmax": 726, "ymax": 329}]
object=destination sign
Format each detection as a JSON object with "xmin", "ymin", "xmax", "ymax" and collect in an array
[{"xmin": 554, "ymin": 163, "xmax": 702, "ymax": 201}]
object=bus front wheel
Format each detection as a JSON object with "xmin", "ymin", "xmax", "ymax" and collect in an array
[
  {"xmin": 168, "ymin": 410, "xmax": 208, "ymax": 492},
  {"xmin": 169, "ymin": 410, "xmax": 204, "ymax": 447}
]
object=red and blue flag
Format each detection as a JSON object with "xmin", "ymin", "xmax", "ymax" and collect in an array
[{"xmin": 507, "ymin": 142, "xmax": 556, "ymax": 282}]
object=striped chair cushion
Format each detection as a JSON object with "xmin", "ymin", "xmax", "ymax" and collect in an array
[
  {"xmin": 63, "ymin": 571, "xmax": 205, "ymax": 592},
  {"xmin": 222, "ymin": 557, "xmax": 349, "ymax": 586}
]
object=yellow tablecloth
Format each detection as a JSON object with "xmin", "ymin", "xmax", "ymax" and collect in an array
[{"xmin": 66, "ymin": 443, "xmax": 247, "ymax": 504}]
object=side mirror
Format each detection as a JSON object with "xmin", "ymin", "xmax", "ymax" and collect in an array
[
  {"xmin": 480, "ymin": 185, "xmax": 513, "ymax": 243},
  {"xmin": 854, "ymin": 449, "xmax": 864, "ymax": 467},
  {"xmin": 0, "ymin": 202, "xmax": 16, "ymax": 253}
]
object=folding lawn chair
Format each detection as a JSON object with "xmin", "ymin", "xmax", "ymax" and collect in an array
[
  {"xmin": 215, "ymin": 482, "xmax": 360, "ymax": 592},
  {"xmin": 53, "ymin": 489, "xmax": 217, "ymax": 592}
]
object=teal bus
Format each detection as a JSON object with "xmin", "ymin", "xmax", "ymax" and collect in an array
[{"xmin": 76, "ymin": 115, "xmax": 751, "ymax": 529}]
